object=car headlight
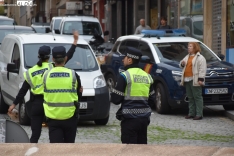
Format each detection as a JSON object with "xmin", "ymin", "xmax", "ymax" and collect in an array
[
  {"xmin": 93, "ymin": 75, "xmax": 106, "ymax": 88},
  {"xmin": 172, "ymin": 71, "xmax": 182, "ymax": 81}
]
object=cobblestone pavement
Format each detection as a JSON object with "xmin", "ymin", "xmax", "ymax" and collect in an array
[{"xmin": 1, "ymin": 104, "xmax": 234, "ymax": 147}]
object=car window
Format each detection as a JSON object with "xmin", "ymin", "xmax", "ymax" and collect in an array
[
  {"xmin": 0, "ymin": 29, "xmax": 35, "ymax": 43},
  {"xmin": 23, "ymin": 43, "xmax": 98, "ymax": 71},
  {"xmin": 62, "ymin": 21, "xmax": 101, "ymax": 35},
  {"xmin": 54, "ymin": 19, "xmax": 61, "ymax": 30},
  {"xmin": 125, "ymin": 40, "xmax": 139, "ymax": 49},
  {"xmin": 11, "ymin": 44, "xmax": 20, "ymax": 70},
  {"xmin": 0, "ymin": 20, "xmax": 14, "ymax": 25},
  {"xmin": 153, "ymin": 42, "xmax": 219, "ymax": 63},
  {"xmin": 139, "ymin": 41, "xmax": 155, "ymax": 63},
  {"xmin": 118, "ymin": 40, "xmax": 127, "ymax": 54},
  {"xmin": 112, "ymin": 41, "xmax": 120, "ymax": 53}
]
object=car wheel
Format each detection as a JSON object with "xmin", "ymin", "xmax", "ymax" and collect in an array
[
  {"xmin": 19, "ymin": 102, "xmax": 31, "ymax": 125},
  {"xmin": 106, "ymin": 74, "xmax": 116, "ymax": 92},
  {"xmin": 223, "ymin": 105, "xmax": 234, "ymax": 110},
  {"xmin": 155, "ymin": 83, "xmax": 170, "ymax": 114},
  {"xmin": 94, "ymin": 115, "xmax": 109, "ymax": 125},
  {"xmin": 0, "ymin": 90, "xmax": 8, "ymax": 114}
]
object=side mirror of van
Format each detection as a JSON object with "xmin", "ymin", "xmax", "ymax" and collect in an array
[
  {"xmin": 104, "ymin": 31, "xmax": 109, "ymax": 36},
  {"xmin": 54, "ymin": 29, "xmax": 60, "ymax": 34},
  {"xmin": 7, "ymin": 63, "xmax": 19, "ymax": 73},
  {"xmin": 218, "ymin": 53, "xmax": 225, "ymax": 60},
  {"xmin": 140, "ymin": 56, "xmax": 151, "ymax": 63},
  {"xmin": 45, "ymin": 27, "xmax": 50, "ymax": 33}
]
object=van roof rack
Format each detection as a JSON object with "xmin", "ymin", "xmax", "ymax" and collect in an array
[{"xmin": 141, "ymin": 29, "xmax": 186, "ymax": 38}]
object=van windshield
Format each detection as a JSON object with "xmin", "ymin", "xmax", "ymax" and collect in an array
[
  {"xmin": 23, "ymin": 43, "xmax": 98, "ymax": 71},
  {"xmin": 153, "ymin": 42, "xmax": 219, "ymax": 63},
  {"xmin": 62, "ymin": 21, "xmax": 102, "ymax": 35}
]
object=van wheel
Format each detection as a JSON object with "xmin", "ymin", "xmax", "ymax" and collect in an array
[
  {"xmin": 223, "ymin": 105, "xmax": 234, "ymax": 110},
  {"xmin": 19, "ymin": 102, "xmax": 30, "ymax": 125},
  {"xmin": 0, "ymin": 90, "xmax": 8, "ymax": 114},
  {"xmin": 155, "ymin": 83, "xmax": 170, "ymax": 114},
  {"xmin": 94, "ymin": 115, "xmax": 109, "ymax": 125}
]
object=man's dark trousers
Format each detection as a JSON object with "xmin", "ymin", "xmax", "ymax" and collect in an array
[
  {"xmin": 121, "ymin": 118, "xmax": 149, "ymax": 144},
  {"xmin": 47, "ymin": 114, "xmax": 78, "ymax": 143}
]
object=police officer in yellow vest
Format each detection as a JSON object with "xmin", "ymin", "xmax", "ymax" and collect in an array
[
  {"xmin": 8, "ymin": 31, "xmax": 79, "ymax": 143},
  {"xmin": 8, "ymin": 45, "xmax": 52, "ymax": 143},
  {"xmin": 43, "ymin": 46, "xmax": 82, "ymax": 143},
  {"xmin": 111, "ymin": 47, "xmax": 155, "ymax": 144}
]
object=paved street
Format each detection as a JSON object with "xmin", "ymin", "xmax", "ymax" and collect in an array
[{"xmin": 1, "ymin": 104, "xmax": 234, "ymax": 147}]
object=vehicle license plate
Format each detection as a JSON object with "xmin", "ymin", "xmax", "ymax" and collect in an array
[
  {"xmin": 205, "ymin": 88, "xmax": 228, "ymax": 94},
  {"xmin": 79, "ymin": 102, "xmax": 87, "ymax": 109}
]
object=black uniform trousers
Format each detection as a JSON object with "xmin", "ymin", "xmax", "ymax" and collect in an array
[
  {"xmin": 121, "ymin": 118, "xmax": 149, "ymax": 144},
  {"xmin": 30, "ymin": 95, "xmax": 45, "ymax": 143},
  {"xmin": 47, "ymin": 114, "xmax": 78, "ymax": 143}
]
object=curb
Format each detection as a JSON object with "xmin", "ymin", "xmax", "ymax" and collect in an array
[{"xmin": 225, "ymin": 110, "xmax": 234, "ymax": 121}]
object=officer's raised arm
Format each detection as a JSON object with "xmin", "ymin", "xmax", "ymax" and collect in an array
[{"xmin": 66, "ymin": 31, "xmax": 79, "ymax": 63}]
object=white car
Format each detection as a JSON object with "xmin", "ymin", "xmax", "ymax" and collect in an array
[
  {"xmin": 55, "ymin": 16, "xmax": 108, "ymax": 43},
  {"xmin": 0, "ymin": 33, "xmax": 110, "ymax": 125}
]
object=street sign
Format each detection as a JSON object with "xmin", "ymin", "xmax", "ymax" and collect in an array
[{"xmin": 66, "ymin": 2, "xmax": 83, "ymax": 10}]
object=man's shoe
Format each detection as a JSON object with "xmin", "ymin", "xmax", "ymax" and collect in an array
[
  {"xmin": 185, "ymin": 115, "xmax": 194, "ymax": 119},
  {"xmin": 193, "ymin": 116, "xmax": 203, "ymax": 120}
]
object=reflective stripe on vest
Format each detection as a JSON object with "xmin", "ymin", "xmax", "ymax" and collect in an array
[
  {"xmin": 44, "ymin": 102, "xmax": 74, "ymax": 107},
  {"xmin": 24, "ymin": 62, "xmax": 53, "ymax": 94}
]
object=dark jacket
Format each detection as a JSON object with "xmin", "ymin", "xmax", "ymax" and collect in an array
[{"xmin": 111, "ymin": 64, "xmax": 155, "ymax": 119}]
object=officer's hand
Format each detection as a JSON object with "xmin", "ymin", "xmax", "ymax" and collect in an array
[
  {"xmin": 73, "ymin": 31, "xmax": 79, "ymax": 41},
  {"xmin": 8, "ymin": 104, "xmax": 16, "ymax": 113},
  {"xmin": 80, "ymin": 86, "xmax": 83, "ymax": 93}
]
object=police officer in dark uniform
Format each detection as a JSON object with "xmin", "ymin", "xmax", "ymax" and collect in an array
[
  {"xmin": 111, "ymin": 47, "xmax": 155, "ymax": 144},
  {"xmin": 8, "ymin": 31, "xmax": 79, "ymax": 143},
  {"xmin": 43, "ymin": 46, "xmax": 82, "ymax": 143}
]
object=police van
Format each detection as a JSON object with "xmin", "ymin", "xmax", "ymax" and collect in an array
[
  {"xmin": 0, "ymin": 33, "xmax": 110, "ymax": 125},
  {"xmin": 101, "ymin": 29, "xmax": 234, "ymax": 114}
]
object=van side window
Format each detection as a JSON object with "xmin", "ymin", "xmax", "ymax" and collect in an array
[
  {"xmin": 11, "ymin": 44, "xmax": 20, "ymax": 70},
  {"xmin": 139, "ymin": 41, "xmax": 155, "ymax": 63}
]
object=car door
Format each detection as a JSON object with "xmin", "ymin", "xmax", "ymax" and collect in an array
[
  {"xmin": 3, "ymin": 43, "xmax": 22, "ymax": 104},
  {"xmin": 1, "ymin": 38, "xmax": 16, "ymax": 104}
]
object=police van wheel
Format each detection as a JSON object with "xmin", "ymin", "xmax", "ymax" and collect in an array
[
  {"xmin": 19, "ymin": 102, "xmax": 31, "ymax": 125},
  {"xmin": 223, "ymin": 105, "xmax": 234, "ymax": 110},
  {"xmin": 0, "ymin": 90, "xmax": 8, "ymax": 114},
  {"xmin": 155, "ymin": 83, "xmax": 170, "ymax": 114},
  {"xmin": 94, "ymin": 115, "xmax": 109, "ymax": 125}
]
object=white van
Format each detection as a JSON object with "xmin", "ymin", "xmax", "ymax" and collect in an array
[
  {"xmin": 55, "ymin": 16, "xmax": 108, "ymax": 43},
  {"xmin": 0, "ymin": 33, "xmax": 110, "ymax": 125}
]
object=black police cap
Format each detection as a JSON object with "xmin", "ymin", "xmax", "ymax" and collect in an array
[
  {"xmin": 52, "ymin": 46, "xmax": 66, "ymax": 58},
  {"xmin": 123, "ymin": 47, "xmax": 142, "ymax": 60},
  {"xmin": 38, "ymin": 45, "xmax": 51, "ymax": 56}
]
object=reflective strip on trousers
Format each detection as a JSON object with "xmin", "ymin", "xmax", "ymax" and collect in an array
[{"xmin": 44, "ymin": 101, "xmax": 75, "ymax": 107}]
